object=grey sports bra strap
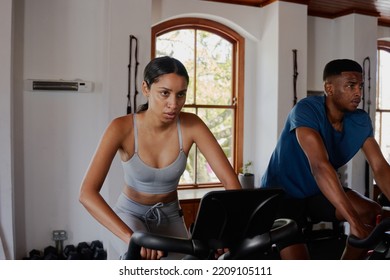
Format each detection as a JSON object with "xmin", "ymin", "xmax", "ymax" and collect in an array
[
  {"xmin": 133, "ymin": 115, "xmax": 138, "ymax": 153},
  {"xmin": 177, "ymin": 118, "xmax": 183, "ymax": 150}
]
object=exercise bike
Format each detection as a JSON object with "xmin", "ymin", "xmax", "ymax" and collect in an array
[
  {"xmin": 348, "ymin": 217, "xmax": 390, "ymax": 260},
  {"xmin": 125, "ymin": 188, "xmax": 301, "ymax": 260}
]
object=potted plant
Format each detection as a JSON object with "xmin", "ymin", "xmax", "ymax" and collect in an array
[{"xmin": 238, "ymin": 161, "xmax": 255, "ymax": 189}]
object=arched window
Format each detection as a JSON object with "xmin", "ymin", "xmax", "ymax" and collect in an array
[
  {"xmin": 376, "ymin": 40, "xmax": 390, "ymax": 163},
  {"xmin": 152, "ymin": 18, "xmax": 244, "ymax": 188}
]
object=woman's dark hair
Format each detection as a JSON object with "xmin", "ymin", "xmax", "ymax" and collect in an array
[{"xmin": 137, "ymin": 56, "xmax": 189, "ymax": 112}]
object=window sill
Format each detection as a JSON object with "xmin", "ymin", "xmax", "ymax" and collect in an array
[{"xmin": 178, "ymin": 187, "xmax": 224, "ymax": 201}]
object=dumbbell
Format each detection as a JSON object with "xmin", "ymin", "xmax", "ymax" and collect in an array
[
  {"xmin": 28, "ymin": 249, "xmax": 43, "ymax": 260},
  {"xmin": 90, "ymin": 240, "xmax": 103, "ymax": 252},
  {"xmin": 64, "ymin": 240, "xmax": 107, "ymax": 260},
  {"xmin": 90, "ymin": 240, "xmax": 107, "ymax": 260},
  {"xmin": 64, "ymin": 244, "xmax": 80, "ymax": 260},
  {"xmin": 77, "ymin": 242, "xmax": 94, "ymax": 260},
  {"xmin": 93, "ymin": 247, "xmax": 107, "ymax": 260},
  {"xmin": 43, "ymin": 245, "xmax": 59, "ymax": 260}
]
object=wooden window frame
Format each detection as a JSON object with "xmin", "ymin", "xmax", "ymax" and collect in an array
[
  {"xmin": 376, "ymin": 40, "xmax": 390, "ymax": 155},
  {"xmin": 151, "ymin": 18, "xmax": 245, "ymax": 189}
]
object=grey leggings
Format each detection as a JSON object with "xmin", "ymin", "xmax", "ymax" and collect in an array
[{"xmin": 112, "ymin": 193, "xmax": 189, "ymax": 259}]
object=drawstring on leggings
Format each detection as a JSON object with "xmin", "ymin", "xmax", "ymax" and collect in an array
[{"xmin": 143, "ymin": 202, "xmax": 164, "ymax": 231}]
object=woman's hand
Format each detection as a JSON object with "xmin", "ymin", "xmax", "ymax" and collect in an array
[
  {"xmin": 140, "ymin": 247, "xmax": 166, "ymax": 260},
  {"xmin": 214, "ymin": 248, "xmax": 229, "ymax": 259}
]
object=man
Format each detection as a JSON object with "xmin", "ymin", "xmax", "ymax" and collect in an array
[{"xmin": 261, "ymin": 59, "xmax": 390, "ymax": 259}]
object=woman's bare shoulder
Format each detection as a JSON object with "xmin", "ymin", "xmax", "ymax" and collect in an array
[
  {"xmin": 106, "ymin": 114, "xmax": 134, "ymax": 136},
  {"xmin": 179, "ymin": 112, "xmax": 210, "ymax": 141},
  {"xmin": 179, "ymin": 112, "xmax": 203, "ymax": 126}
]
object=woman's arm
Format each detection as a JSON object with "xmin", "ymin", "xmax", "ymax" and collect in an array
[
  {"xmin": 183, "ymin": 113, "xmax": 241, "ymax": 190},
  {"xmin": 79, "ymin": 117, "xmax": 133, "ymax": 245}
]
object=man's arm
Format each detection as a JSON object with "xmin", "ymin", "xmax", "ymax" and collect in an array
[
  {"xmin": 362, "ymin": 137, "xmax": 390, "ymax": 201},
  {"xmin": 295, "ymin": 127, "xmax": 367, "ymax": 237}
]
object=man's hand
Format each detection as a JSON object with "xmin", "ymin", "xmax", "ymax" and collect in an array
[{"xmin": 349, "ymin": 221, "xmax": 372, "ymax": 242}]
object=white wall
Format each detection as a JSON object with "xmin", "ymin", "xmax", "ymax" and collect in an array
[
  {"xmin": 378, "ymin": 25, "xmax": 390, "ymax": 39},
  {"xmin": 0, "ymin": 0, "xmax": 15, "ymax": 260},
  {"xmin": 11, "ymin": 0, "xmax": 155, "ymax": 260},
  {"xmin": 256, "ymin": 2, "xmax": 308, "ymax": 180},
  {"xmin": 3, "ymin": 0, "xmax": 389, "ymax": 259},
  {"xmin": 307, "ymin": 16, "xmax": 334, "ymax": 91},
  {"xmin": 14, "ymin": 0, "xmax": 109, "ymax": 259},
  {"xmin": 104, "ymin": 0, "xmax": 153, "ymax": 259}
]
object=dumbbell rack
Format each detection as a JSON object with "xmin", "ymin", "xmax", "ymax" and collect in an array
[
  {"xmin": 52, "ymin": 230, "xmax": 67, "ymax": 256},
  {"xmin": 24, "ymin": 230, "xmax": 107, "ymax": 260}
]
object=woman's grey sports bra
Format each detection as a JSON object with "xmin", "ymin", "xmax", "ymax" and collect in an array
[{"xmin": 121, "ymin": 115, "xmax": 187, "ymax": 194}]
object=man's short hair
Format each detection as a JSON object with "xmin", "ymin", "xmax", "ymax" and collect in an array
[{"xmin": 323, "ymin": 59, "xmax": 363, "ymax": 81}]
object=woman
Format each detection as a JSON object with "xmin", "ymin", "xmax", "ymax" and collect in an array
[{"xmin": 79, "ymin": 56, "xmax": 241, "ymax": 260}]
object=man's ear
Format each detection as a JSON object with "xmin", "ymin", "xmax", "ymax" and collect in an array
[{"xmin": 324, "ymin": 81, "xmax": 333, "ymax": 96}]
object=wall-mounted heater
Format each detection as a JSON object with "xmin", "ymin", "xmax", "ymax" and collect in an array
[{"xmin": 24, "ymin": 79, "xmax": 93, "ymax": 92}]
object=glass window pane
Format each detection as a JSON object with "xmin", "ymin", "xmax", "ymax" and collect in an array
[
  {"xmin": 378, "ymin": 50, "xmax": 390, "ymax": 109},
  {"xmin": 198, "ymin": 107, "xmax": 234, "ymax": 162},
  {"xmin": 378, "ymin": 112, "xmax": 390, "ymax": 163},
  {"xmin": 182, "ymin": 108, "xmax": 196, "ymax": 114},
  {"xmin": 196, "ymin": 108, "xmax": 233, "ymax": 183},
  {"xmin": 180, "ymin": 145, "xmax": 195, "ymax": 184},
  {"xmin": 156, "ymin": 30, "xmax": 195, "ymax": 104},
  {"xmin": 375, "ymin": 111, "xmax": 381, "ymax": 144},
  {"xmin": 196, "ymin": 149, "xmax": 219, "ymax": 184},
  {"xmin": 196, "ymin": 30, "xmax": 232, "ymax": 105},
  {"xmin": 156, "ymin": 25, "xmax": 236, "ymax": 188}
]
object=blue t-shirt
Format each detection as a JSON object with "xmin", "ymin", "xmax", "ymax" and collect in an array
[{"xmin": 260, "ymin": 95, "xmax": 373, "ymax": 198}]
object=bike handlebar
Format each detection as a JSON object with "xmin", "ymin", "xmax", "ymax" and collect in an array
[
  {"xmin": 124, "ymin": 232, "xmax": 209, "ymax": 260},
  {"xmin": 125, "ymin": 218, "xmax": 299, "ymax": 260},
  {"xmin": 347, "ymin": 217, "xmax": 390, "ymax": 248}
]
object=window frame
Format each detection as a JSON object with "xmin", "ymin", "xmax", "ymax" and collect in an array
[
  {"xmin": 151, "ymin": 17, "xmax": 245, "ymax": 189},
  {"xmin": 376, "ymin": 40, "xmax": 390, "ymax": 160}
]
